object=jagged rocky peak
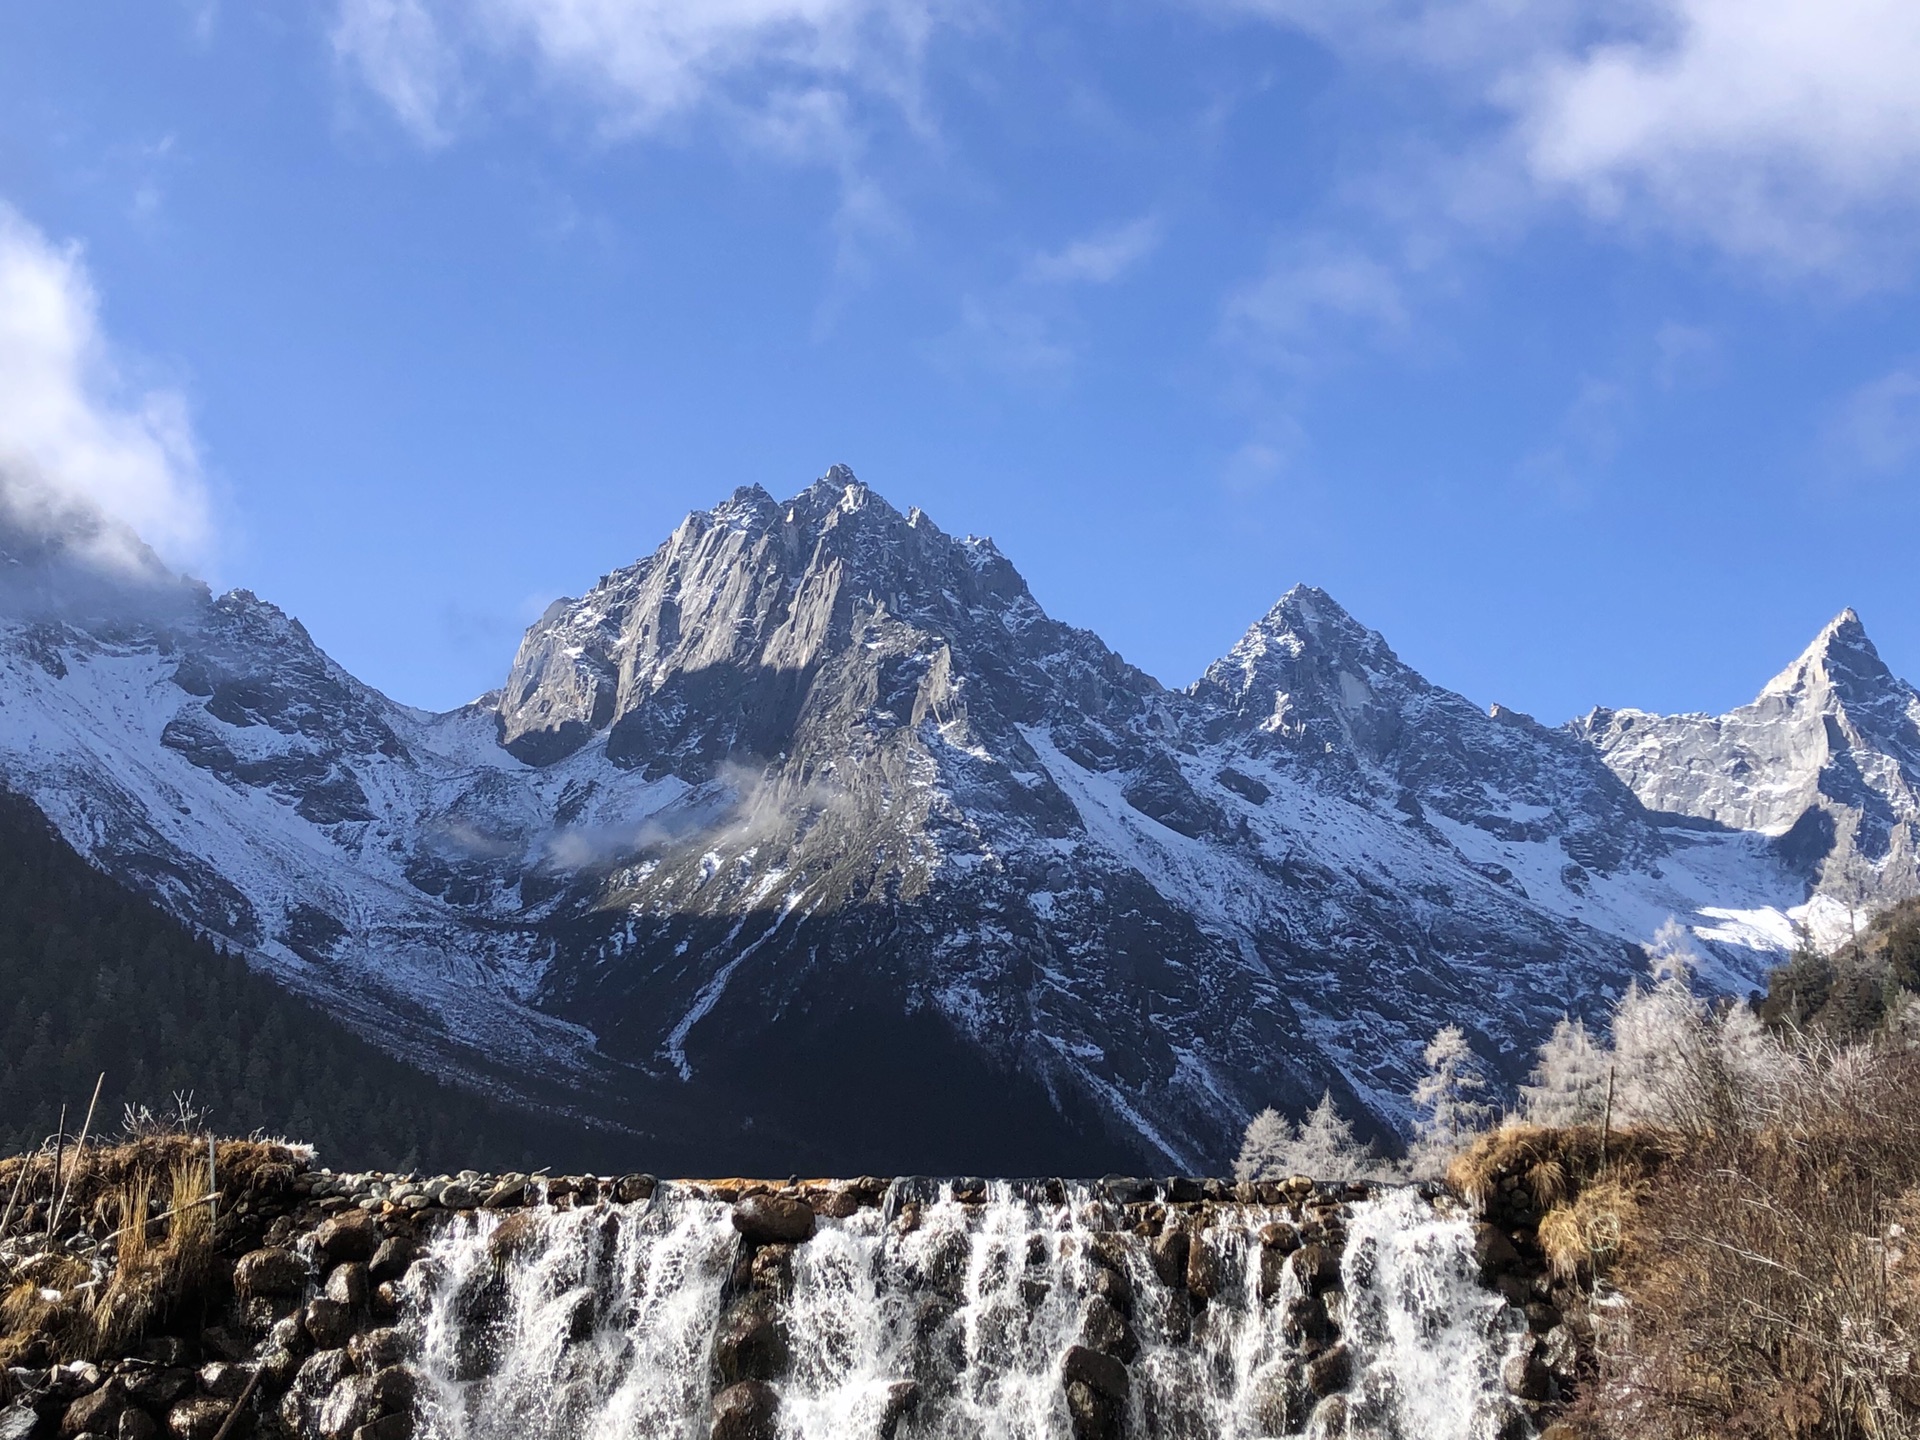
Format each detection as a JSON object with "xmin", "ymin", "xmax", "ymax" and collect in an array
[
  {"xmin": 1191, "ymin": 584, "xmax": 1419, "ymax": 738},
  {"xmin": 1575, "ymin": 609, "xmax": 1920, "ymax": 894},
  {"xmin": 493, "ymin": 466, "xmax": 1137, "ymax": 773}
]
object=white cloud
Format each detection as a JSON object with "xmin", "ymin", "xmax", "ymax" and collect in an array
[
  {"xmin": 333, "ymin": 0, "xmax": 949, "ymax": 149},
  {"xmin": 1835, "ymin": 367, "xmax": 1920, "ymax": 475},
  {"xmin": 1026, "ymin": 216, "xmax": 1163, "ymax": 285},
  {"xmin": 1226, "ymin": 236, "xmax": 1408, "ymax": 360},
  {"xmin": 0, "ymin": 205, "xmax": 210, "ymax": 569},
  {"xmin": 1225, "ymin": 0, "xmax": 1920, "ymax": 277},
  {"xmin": 333, "ymin": 0, "xmax": 463, "ymax": 145},
  {"xmin": 1515, "ymin": 0, "xmax": 1920, "ymax": 271}
]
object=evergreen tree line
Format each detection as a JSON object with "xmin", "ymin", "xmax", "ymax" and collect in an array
[{"xmin": 0, "ymin": 787, "xmax": 598, "ymax": 1172}]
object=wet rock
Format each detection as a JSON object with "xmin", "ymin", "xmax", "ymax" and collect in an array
[
  {"xmin": 1541, "ymin": 1325, "xmax": 1579, "ymax": 1378},
  {"xmin": 269, "ymin": 1316, "xmax": 311, "ymax": 1357},
  {"xmin": 1258, "ymin": 1221, "xmax": 1300, "ymax": 1252},
  {"xmin": 1281, "ymin": 1294, "xmax": 1332, "ymax": 1350},
  {"xmin": 197, "ymin": 1331, "xmax": 248, "ymax": 1366},
  {"xmin": 314, "ymin": 1216, "xmax": 379, "ymax": 1266},
  {"xmin": 904, "ymin": 1229, "xmax": 969, "ymax": 1299},
  {"xmin": 316, "ymin": 1374, "xmax": 373, "ymax": 1440},
  {"xmin": 1185, "ymin": 1232, "xmax": 1224, "ymax": 1300},
  {"xmin": 133, "ymin": 1342, "xmax": 192, "ymax": 1370},
  {"xmin": 712, "ymin": 1299, "xmax": 789, "ymax": 1386},
  {"xmin": 1304, "ymin": 1343, "xmax": 1351, "ymax": 1397},
  {"xmin": 282, "ymin": 1350, "xmax": 353, "ymax": 1433},
  {"xmin": 1148, "ymin": 1228, "xmax": 1189, "ymax": 1289},
  {"xmin": 1061, "ymin": 1345, "xmax": 1128, "ymax": 1403},
  {"xmin": 366, "ymin": 1366, "xmax": 418, "ymax": 1418},
  {"xmin": 748, "ymin": 1245, "xmax": 794, "ymax": 1296},
  {"xmin": 347, "ymin": 1331, "xmax": 409, "ymax": 1375},
  {"xmin": 367, "ymin": 1239, "xmax": 416, "ymax": 1287},
  {"xmin": 353, "ymin": 1416, "xmax": 412, "ymax": 1440},
  {"xmin": 325, "ymin": 1263, "xmax": 369, "ymax": 1309},
  {"xmin": 1064, "ymin": 1378, "xmax": 1120, "ymax": 1440},
  {"xmin": 731, "ymin": 1195, "xmax": 814, "ymax": 1246},
  {"xmin": 123, "ymin": 1371, "xmax": 193, "ymax": 1410},
  {"xmin": 878, "ymin": 1380, "xmax": 919, "ymax": 1440},
  {"xmin": 813, "ymin": 1189, "xmax": 861, "ymax": 1220},
  {"xmin": 1080, "ymin": 1296, "xmax": 1138, "ymax": 1363},
  {"xmin": 116, "ymin": 1408, "xmax": 158, "ymax": 1440},
  {"xmin": 51, "ymin": 1365, "xmax": 104, "ymax": 1401},
  {"xmin": 1088, "ymin": 1265, "xmax": 1131, "ymax": 1316},
  {"xmin": 164, "ymin": 1397, "xmax": 229, "ymax": 1440},
  {"xmin": 1251, "ymin": 1364, "xmax": 1312, "ymax": 1433},
  {"xmin": 709, "ymin": 1380, "xmax": 778, "ymax": 1440},
  {"xmin": 613, "ymin": 1175, "xmax": 657, "ymax": 1205},
  {"xmin": 1306, "ymin": 1394, "xmax": 1348, "ymax": 1440},
  {"xmin": 196, "ymin": 1365, "xmax": 250, "ymax": 1401},
  {"xmin": 482, "ymin": 1180, "xmax": 525, "ymax": 1210},
  {"xmin": 1062, "ymin": 1346, "xmax": 1128, "ymax": 1440},
  {"xmin": 1164, "ymin": 1178, "xmax": 1203, "ymax": 1205},
  {"xmin": 1502, "ymin": 1350, "xmax": 1551, "ymax": 1402},
  {"xmin": 1472, "ymin": 1224, "xmax": 1522, "ymax": 1278},
  {"xmin": 61, "ymin": 1377, "xmax": 126, "ymax": 1438},
  {"xmin": 234, "ymin": 1248, "xmax": 309, "ymax": 1299},
  {"xmin": 304, "ymin": 1298, "xmax": 353, "ymax": 1350},
  {"xmin": 259, "ymin": 1346, "xmax": 304, "ymax": 1389},
  {"xmin": 1100, "ymin": 1177, "xmax": 1153, "ymax": 1205},
  {"xmin": 1287, "ymin": 1244, "xmax": 1339, "ymax": 1294}
]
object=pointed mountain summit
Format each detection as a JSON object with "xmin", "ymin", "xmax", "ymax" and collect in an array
[
  {"xmin": 0, "ymin": 468, "xmax": 1904, "ymax": 1172},
  {"xmin": 1575, "ymin": 609, "xmax": 1920, "ymax": 896}
]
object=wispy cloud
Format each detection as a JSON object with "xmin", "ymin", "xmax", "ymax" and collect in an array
[
  {"xmin": 1517, "ymin": 376, "xmax": 1630, "ymax": 506},
  {"xmin": 333, "ymin": 0, "xmax": 953, "ymax": 151},
  {"xmin": 1219, "ymin": 0, "xmax": 1920, "ymax": 281},
  {"xmin": 1025, "ymin": 216, "xmax": 1163, "ymax": 285},
  {"xmin": 1225, "ymin": 235, "xmax": 1409, "ymax": 365},
  {"xmin": 0, "ymin": 204, "xmax": 210, "ymax": 570},
  {"xmin": 1833, "ymin": 367, "xmax": 1920, "ymax": 476}
]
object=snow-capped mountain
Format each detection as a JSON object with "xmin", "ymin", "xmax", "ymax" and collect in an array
[
  {"xmin": 0, "ymin": 468, "xmax": 1887, "ymax": 1171},
  {"xmin": 1575, "ymin": 611, "xmax": 1920, "ymax": 916}
]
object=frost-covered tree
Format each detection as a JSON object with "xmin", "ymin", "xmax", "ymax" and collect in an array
[
  {"xmin": 1410, "ymin": 1024, "xmax": 1492, "ymax": 1172},
  {"xmin": 1233, "ymin": 1107, "xmax": 1296, "ymax": 1181},
  {"xmin": 1290, "ymin": 1089, "xmax": 1375, "ymax": 1179},
  {"xmin": 1611, "ymin": 961, "xmax": 1710, "ymax": 1130},
  {"xmin": 1518, "ymin": 1016, "xmax": 1611, "ymax": 1127}
]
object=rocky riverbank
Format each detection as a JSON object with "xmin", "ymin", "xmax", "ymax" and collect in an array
[{"xmin": 0, "ymin": 1142, "xmax": 1589, "ymax": 1440}]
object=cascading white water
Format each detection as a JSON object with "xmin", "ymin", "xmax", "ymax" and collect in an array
[{"xmin": 405, "ymin": 1182, "xmax": 1533, "ymax": 1440}]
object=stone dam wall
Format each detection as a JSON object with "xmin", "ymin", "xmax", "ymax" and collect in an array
[{"xmin": 0, "ymin": 1156, "xmax": 1591, "ymax": 1440}]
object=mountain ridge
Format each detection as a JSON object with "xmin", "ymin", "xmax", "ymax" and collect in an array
[{"xmin": 0, "ymin": 466, "xmax": 1898, "ymax": 1171}]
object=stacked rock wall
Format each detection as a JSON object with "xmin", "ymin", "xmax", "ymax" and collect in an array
[{"xmin": 0, "ymin": 1157, "xmax": 1583, "ymax": 1440}]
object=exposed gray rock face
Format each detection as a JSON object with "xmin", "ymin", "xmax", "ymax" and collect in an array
[
  {"xmin": 1574, "ymin": 610, "xmax": 1920, "ymax": 902},
  {"xmin": 0, "ymin": 466, "xmax": 1898, "ymax": 1172}
]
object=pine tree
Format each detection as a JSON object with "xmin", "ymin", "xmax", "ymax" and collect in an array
[
  {"xmin": 1410, "ymin": 1024, "xmax": 1491, "ymax": 1172},
  {"xmin": 1290, "ymin": 1089, "xmax": 1374, "ymax": 1179},
  {"xmin": 1519, "ymin": 1016, "xmax": 1610, "ymax": 1126},
  {"xmin": 1233, "ymin": 1107, "xmax": 1295, "ymax": 1181}
]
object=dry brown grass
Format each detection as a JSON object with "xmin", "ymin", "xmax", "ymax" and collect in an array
[
  {"xmin": 1448, "ymin": 1123, "xmax": 1666, "ymax": 1211},
  {"xmin": 0, "ymin": 1135, "xmax": 304, "ymax": 1365}
]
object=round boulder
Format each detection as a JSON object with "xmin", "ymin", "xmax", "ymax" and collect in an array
[
  {"xmin": 234, "ymin": 1247, "xmax": 309, "ymax": 1299},
  {"xmin": 710, "ymin": 1381, "xmax": 778, "ymax": 1440},
  {"xmin": 731, "ymin": 1195, "xmax": 815, "ymax": 1246}
]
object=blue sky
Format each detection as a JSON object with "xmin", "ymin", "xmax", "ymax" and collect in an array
[{"xmin": 2, "ymin": 1, "xmax": 1919, "ymax": 722}]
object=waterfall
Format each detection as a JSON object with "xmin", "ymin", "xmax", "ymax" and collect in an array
[{"xmin": 405, "ymin": 1181, "xmax": 1533, "ymax": 1440}]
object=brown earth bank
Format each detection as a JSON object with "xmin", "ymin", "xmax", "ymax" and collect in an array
[{"xmin": 0, "ymin": 1136, "xmax": 1597, "ymax": 1440}]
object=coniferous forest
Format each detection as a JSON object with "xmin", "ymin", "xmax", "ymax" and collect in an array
[{"xmin": 0, "ymin": 786, "xmax": 603, "ymax": 1173}]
